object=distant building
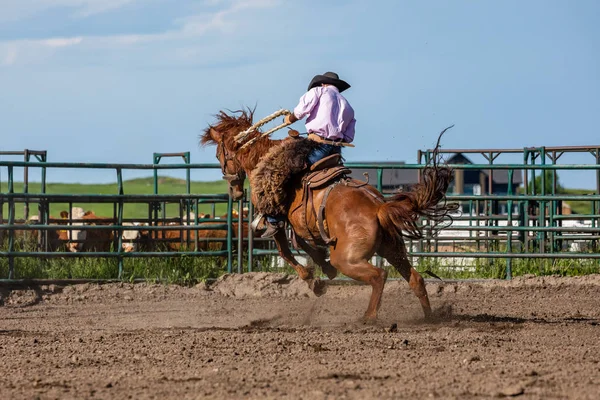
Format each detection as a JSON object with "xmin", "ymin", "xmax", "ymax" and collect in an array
[
  {"xmin": 348, "ymin": 153, "xmax": 523, "ymax": 214},
  {"xmin": 446, "ymin": 153, "xmax": 523, "ymax": 196},
  {"xmin": 349, "ymin": 162, "xmax": 418, "ymax": 194}
]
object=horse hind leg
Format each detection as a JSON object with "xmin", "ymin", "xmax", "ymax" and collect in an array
[
  {"xmin": 379, "ymin": 236, "xmax": 432, "ymax": 319},
  {"xmin": 329, "ymin": 245, "xmax": 387, "ymax": 322}
]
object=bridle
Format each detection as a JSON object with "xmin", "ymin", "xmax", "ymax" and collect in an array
[{"xmin": 217, "ymin": 138, "xmax": 246, "ymax": 186}]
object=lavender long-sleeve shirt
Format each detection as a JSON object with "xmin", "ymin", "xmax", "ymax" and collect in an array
[{"xmin": 293, "ymin": 85, "xmax": 356, "ymax": 143}]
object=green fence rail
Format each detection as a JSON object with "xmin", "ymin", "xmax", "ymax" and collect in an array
[{"xmin": 2, "ymin": 156, "xmax": 600, "ymax": 281}]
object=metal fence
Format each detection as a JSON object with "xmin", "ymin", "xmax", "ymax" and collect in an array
[{"xmin": 1, "ymin": 146, "xmax": 599, "ymax": 281}]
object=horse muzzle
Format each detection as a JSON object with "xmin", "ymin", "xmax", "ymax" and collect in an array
[{"xmin": 223, "ymin": 173, "xmax": 245, "ymax": 201}]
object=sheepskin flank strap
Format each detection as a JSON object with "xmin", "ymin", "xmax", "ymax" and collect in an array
[{"xmin": 251, "ymin": 138, "xmax": 322, "ymax": 216}]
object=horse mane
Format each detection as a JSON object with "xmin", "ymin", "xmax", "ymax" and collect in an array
[
  {"xmin": 199, "ymin": 108, "xmax": 281, "ymax": 170},
  {"xmin": 200, "ymin": 108, "xmax": 255, "ymax": 149}
]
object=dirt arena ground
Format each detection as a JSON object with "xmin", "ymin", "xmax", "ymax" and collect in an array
[{"xmin": 1, "ymin": 273, "xmax": 599, "ymax": 399}]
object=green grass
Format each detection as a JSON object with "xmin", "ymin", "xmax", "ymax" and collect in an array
[
  {"xmin": 562, "ymin": 188, "xmax": 597, "ymax": 215},
  {"xmin": 0, "ymin": 236, "xmax": 282, "ymax": 283},
  {"xmin": 2, "ymin": 177, "xmax": 598, "ymax": 282},
  {"xmin": 1, "ymin": 235, "xmax": 598, "ymax": 282},
  {"xmin": 411, "ymin": 255, "xmax": 600, "ymax": 280},
  {"xmin": 514, "ymin": 186, "xmax": 596, "ymax": 215},
  {"xmin": 2, "ymin": 176, "xmax": 236, "ymax": 219},
  {"xmin": 0, "ymin": 255, "xmax": 228, "ymax": 284}
]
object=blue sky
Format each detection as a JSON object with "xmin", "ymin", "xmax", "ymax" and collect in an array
[{"xmin": 0, "ymin": 0, "xmax": 599, "ymax": 188}]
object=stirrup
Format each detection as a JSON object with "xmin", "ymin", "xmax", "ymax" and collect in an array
[
  {"xmin": 251, "ymin": 213, "xmax": 265, "ymax": 232},
  {"xmin": 261, "ymin": 220, "xmax": 284, "ymax": 239}
]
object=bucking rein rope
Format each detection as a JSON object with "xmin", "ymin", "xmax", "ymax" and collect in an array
[{"xmin": 234, "ymin": 109, "xmax": 293, "ymax": 150}]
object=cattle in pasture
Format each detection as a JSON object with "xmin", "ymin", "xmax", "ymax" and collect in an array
[
  {"xmin": 137, "ymin": 207, "xmax": 265, "ymax": 253},
  {"xmin": 0, "ymin": 217, "xmax": 41, "ymax": 249},
  {"xmin": 59, "ymin": 208, "xmax": 114, "ymax": 252},
  {"xmin": 60, "ymin": 207, "xmax": 85, "ymax": 252},
  {"xmin": 121, "ymin": 222, "xmax": 152, "ymax": 252},
  {"xmin": 182, "ymin": 212, "xmax": 211, "ymax": 225},
  {"xmin": 2, "ymin": 207, "xmax": 267, "ymax": 255},
  {"xmin": 153, "ymin": 221, "xmax": 238, "ymax": 252},
  {"xmin": 126, "ymin": 218, "xmax": 266, "ymax": 254},
  {"xmin": 0, "ymin": 215, "xmax": 70, "ymax": 252}
]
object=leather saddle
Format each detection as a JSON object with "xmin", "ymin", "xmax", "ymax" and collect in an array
[
  {"xmin": 304, "ymin": 154, "xmax": 350, "ymax": 187},
  {"xmin": 299, "ymin": 154, "xmax": 352, "ymax": 245}
]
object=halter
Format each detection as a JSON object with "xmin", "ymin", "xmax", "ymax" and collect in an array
[{"xmin": 217, "ymin": 138, "xmax": 246, "ymax": 185}]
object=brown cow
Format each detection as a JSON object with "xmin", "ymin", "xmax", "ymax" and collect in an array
[
  {"xmin": 60, "ymin": 208, "xmax": 114, "ymax": 252},
  {"xmin": 136, "ymin": 220, "xmax": 253, "ymax": 252},
  {"xmin": 1, "ymin": 215, "xmax": 69, "ymax": 252}
]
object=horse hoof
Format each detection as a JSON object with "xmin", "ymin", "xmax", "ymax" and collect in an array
[
  {"xmin": 324, "ymin": 269, "xmax": 338, "ymax": 280},
  {"xmin": 361, "ymin": 315, "xmax": 378, "ymax": 325},
  {"xmin": 308, "ymin": 279, "xmax": 327, "ymax": 297}
]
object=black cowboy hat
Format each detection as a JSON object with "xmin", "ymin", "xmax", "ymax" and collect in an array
[{"xmin": 307, "ymin": 71, "xmax": 351, "ymax": 92}]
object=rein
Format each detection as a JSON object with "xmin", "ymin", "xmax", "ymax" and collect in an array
[{"xmin": 217, "ymin": 138, "xmax": 245, "ymax": 184}]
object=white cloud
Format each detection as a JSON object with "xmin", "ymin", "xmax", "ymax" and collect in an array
[
  {"xmin": 0, "ymin": 0, "xmax": 138, "ymax": 21},
  {"xmin": 0, "ymin": 0, "xmax": 281, "ymax": 67},
  {"xmin": 0, "ymin": 36, "xmax": 83, "ymax": 66},
  {"xmin": 71, "ymin": 0, "xmax": 137, "ymax": 18},
  {"xmin": 1, "ymin": 46, "xmax": 18, "ymax": 66},
  {"xmin": 40, "ymin": 37, "xmax": 84, "ymax": 48}
]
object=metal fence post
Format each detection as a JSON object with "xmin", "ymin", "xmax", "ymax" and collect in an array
[
  {"xmin": 226, "ymin": 195, "xmax": 233, "ymax": 273},
  {"xmin": 238, "ymin": 199, "xmax": 244, "ymax": 274},
  {"xmin": 247, "ymin": 186, "xmax": 254, "ymax": 272},
  {"xmin": 117, "ymin": 168, "xmax": 124, "ymax": 279},
  {"xmin": 376, "ymin": 168, "xmax": 384, "ymax": 269},
  {"xmin": 505, "ymin": 169, "xmax": 514, "ymax": 279},
  {"xmin": 7, "ymin": 166, "xmax": 15, "ymax": 279}
]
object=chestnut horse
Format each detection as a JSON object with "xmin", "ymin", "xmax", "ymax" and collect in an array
[{"xmin": 201, "ymin": 110, "xmax": 455, "ymax": 321}]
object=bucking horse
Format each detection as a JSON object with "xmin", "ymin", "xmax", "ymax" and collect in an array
[{"xmin": 200, "ymin": 109, "xmax": 457, "ymax": 322}]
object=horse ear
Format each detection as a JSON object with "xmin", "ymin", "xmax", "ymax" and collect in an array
[
  {"xmin": 201, "ymin": 127, "xmax": 222, "ymax": 146},
  {"xmin": 210, "ymin": 127, "xmax": 223, "ymax": 142}
]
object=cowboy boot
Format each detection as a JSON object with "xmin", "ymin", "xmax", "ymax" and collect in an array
[
  {"xmin": 250, "ymin": 213, "xmax": 266, "ymax": 233},
  {"xmin": 261, "ymin": 220, "xmax": 285, "ymax": 238}
]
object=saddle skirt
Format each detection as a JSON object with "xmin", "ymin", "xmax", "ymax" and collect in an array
[{"xmin": 299, "ymin": 160, "xmax": 352, "ymax": 245}]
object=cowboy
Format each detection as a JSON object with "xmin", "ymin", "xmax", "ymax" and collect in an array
[{"xmin": 261, "ymin": 71, "xmax": 356, "ymax": 238}]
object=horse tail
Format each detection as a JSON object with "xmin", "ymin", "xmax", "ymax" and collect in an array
[{"xmin": 376, "ymin": 126, "xmax": 458, "ymax": 241}]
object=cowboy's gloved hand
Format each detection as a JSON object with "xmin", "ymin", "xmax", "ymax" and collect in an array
[{"xmin": 284, "ymin": 113, "xmax": 298, "ymax": 125}]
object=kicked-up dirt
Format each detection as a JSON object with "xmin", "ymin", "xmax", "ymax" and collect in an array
[{"xmin": 1, "ymin": 272, "xmax": 599, "ymax": 399}]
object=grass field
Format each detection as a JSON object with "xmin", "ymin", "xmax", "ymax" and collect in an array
[
  {"xmin": 1, "ymin": 177, "xmax": 236, "ymax": 219},
  {"xmin": 3, "ymin": 177, "xmax": 596, "ymax": 219},
  {"xmin": 3, "ymin": 176, "xmax": 598, "ymax": 282},
  {"xmin": 561, "ymin": 188, "xmax": 597, "ymax": 214}
]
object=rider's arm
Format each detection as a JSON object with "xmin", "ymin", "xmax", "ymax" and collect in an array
[{"xmin": 292, "ymin": 87, "xmax": 321, "ymax": 120}]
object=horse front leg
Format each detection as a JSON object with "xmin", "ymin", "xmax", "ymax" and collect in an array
[
  {"xmin": 272, "ymin": 230, "xmax": 326, "ymax": 296},
  {"xmin": 295, "ymin": 236, "xmax": 338, "ymax": 280}
]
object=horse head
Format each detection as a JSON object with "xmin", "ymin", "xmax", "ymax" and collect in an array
[{"xmin": 200, "ymin": 110, "xmax": 255, "ymax": 201}]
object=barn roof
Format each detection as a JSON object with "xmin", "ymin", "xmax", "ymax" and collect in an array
[
  {"xmin": 348, "ymin": 162, "xmax": 417, "ymax": 189},
  {"xmin": 447, "ymin": 153, "xmax": 523, "ymax": 184},
  {"xmin": 347, "ymin": 154, "xmax": 523, "ymax": 187}
]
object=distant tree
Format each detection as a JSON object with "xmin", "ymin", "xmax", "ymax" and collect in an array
[{"xmin": 528, "ymin": 170, "xmax": 565, "ymax": 194}]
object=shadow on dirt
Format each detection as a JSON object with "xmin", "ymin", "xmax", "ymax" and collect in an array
[
  {"xmin": 0, "ymin": 284, "xmax": 49, "ymax": 308},
  {"xmin": 422, "ymin": 303, "xmax": 598, "ymax": 327}
]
